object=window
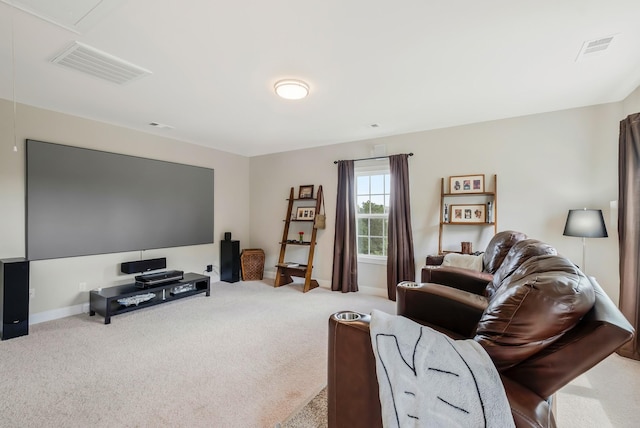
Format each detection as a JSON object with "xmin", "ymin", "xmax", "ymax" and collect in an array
[{"xmin": 356, "ymin": 163, "xmax": 390, "ymax": 259}]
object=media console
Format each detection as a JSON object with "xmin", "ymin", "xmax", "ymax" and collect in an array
[{"xmin": 89, "ymin": 273, "xmax": 210, "ymax": 324}]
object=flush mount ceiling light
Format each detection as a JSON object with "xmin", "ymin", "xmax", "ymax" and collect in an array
[{"xmin": 274, "ymin": 79, "xmax": 309, "ymax": 100}]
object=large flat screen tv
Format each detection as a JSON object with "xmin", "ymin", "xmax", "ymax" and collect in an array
[{"xmin": 26, "ymin": 139, "xmax": 214, "ymax": 260}]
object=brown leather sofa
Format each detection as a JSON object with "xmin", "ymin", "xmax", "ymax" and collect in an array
[
  {"xmin": 328, "ymin": 234, "xmax": 634, "ymax": 428},
  {"xmin": 421, "ymin": 230, "xmax": 529, "ymax": 294}
]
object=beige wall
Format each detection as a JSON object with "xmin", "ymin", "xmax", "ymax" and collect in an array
[
  {"xmin": 623, "ymin": 84, "xmax": 640, "ymax": 116},
  {"xmin": 0, "ymin": 100, "xmax": 250, "ymax": 318},
  {"xmin": 250, "ymin": 102, "xmax": 624, "ymax": 301},
  {"xmin": 2, "ymin": 84, "xmax": 637, "ymax": 320}
]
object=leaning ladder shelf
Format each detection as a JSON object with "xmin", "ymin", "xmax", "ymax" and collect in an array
[{"xmin": 274, "ymin": 185, "xmax": 323, "ymax": 293}]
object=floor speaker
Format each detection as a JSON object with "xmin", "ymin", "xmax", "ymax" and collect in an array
[
  {"xmin": 0, "ymin": 258, "xmax": 29, "ymax": 340},
  {"xmin": 220, "ymin": 240, "xmax": 240, "ymax": 283}
]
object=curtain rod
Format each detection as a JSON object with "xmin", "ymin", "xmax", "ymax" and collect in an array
[{"xmin": 333, "ymin": 152, "xmax": 413, "ymax": 164}]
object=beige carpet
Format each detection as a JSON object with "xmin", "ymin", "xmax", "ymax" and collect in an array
[
  {"xmin": 0, "ymin": 280, "xmax": 394, "ymax": 428},
  {"xmin": 280, "ymin": 387, "xmax": 327, "ymax": 428},
  {"xmin": 285, "ymin": 349, "xmax": 640, "ymax": 428},
  {"xmin": 3, "ymin": 280, "xmax": 638, "ymax": 427},
  {"xmin": 556, "ymin": 353, "xmax": 640, "ymax": 427}
]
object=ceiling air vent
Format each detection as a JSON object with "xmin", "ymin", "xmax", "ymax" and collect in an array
[
  {"xmin": 50, "ymin": 41, "xmax": 152, "ymax": 85},
  {"xmin": 576, "ymin": 35, "xmax": 618, "ymax": 61}
]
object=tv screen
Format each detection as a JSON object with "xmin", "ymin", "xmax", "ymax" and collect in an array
[{"xmin": 26, "ymin": 140, "xmax": 214, "ymax": 260}]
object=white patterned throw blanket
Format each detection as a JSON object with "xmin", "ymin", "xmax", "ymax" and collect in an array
[{"xmin": 370, "ymin": 310, "xmax": 515, "ymax": 428}]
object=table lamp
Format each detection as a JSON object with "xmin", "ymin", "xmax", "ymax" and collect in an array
[{"xmin": 563, "ymin": 208, "xmax": 608, "ymax": 273}]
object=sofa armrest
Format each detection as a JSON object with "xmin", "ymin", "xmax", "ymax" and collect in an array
[
  {"xmin": 328, "ymin": 312, "xmax": 382, "ymax": 428},
  {"xmin": 425, "ymin": 254, "xmax": 445, "ymax": 266},
  {"xmin": 503, "ymin": 277, "xmax": 634, "ymax": 398},
  {"xmin": 421, "ymin": 266, "xmax": 493, "ymax": 295},
  {"xmin": 397, "ymin": 283, "xmax": 488, "ymax": 338},
  {"xmin": 327, "ymin": 310, "xmax": 555, "ymax": 428}
]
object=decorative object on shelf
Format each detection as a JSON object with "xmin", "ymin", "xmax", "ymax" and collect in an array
[
  {"xmin": 443, "ymin": 204, "xmax": 449, "ymax": 223},
  {"xmin": 295, "ymin": 206, "xmax": 316, "ymax": 220},
  {"xmin": 487, "ymin": 201, "xmax": 493, "ymax": 223},
  {"xmin": 563, "ymin": 208, "xmax": 608, "ymax": 273},
  {"xmin": 450, "ymin": 204, "xmax": 486, "ymax": 223},
  {"xmin": 276, "ymin": 262, "xmax": 300, "ymax": 268},
  {"xmin": 299, "ymin": 231, "xmax": 304, "ymax": 243},
  {"xmin": 171, "ymin": 283, "xmax": 195, "ymax": 295},
  {"xmin": 298, "ymin": 185, "xmax": 314, "ymax": 199},
  {"xmin": 449, "ymin": 174, "xmax": 485, "ymax": 194},
  {"xmin": 314, "ymin": 190, "xmax": 326, "ymax": 229},
  {"xmin": 117, "ymin": 293, "xmax": 155, "ymax": 307},
  {"xmin": 442, "ymin": 253, "xmax": 483, "ymax": 271},
  {"xmin": 314, "ymin": 212, "xmax": 326, "ymax": 229},
  {"xmin": 461, "ymin": 241, "xmax": 473, "ymax": 254}
]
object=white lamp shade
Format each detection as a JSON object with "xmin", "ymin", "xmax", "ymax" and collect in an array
[
  {"xmin": 274, "ymin": 79, "xmax": 309, "ymax": 100},
  {"xmin": 563, "ymin": 209, "xmax": 608, "ymax": 238}
]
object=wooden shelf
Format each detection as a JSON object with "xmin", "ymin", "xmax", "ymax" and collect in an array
[
  {"xmin": 443, "ymin": 222, "xmax": 496, "ymax": 226},
  {"xmin": 442, "ymin": 192, "xmax": 495, "ymax": 197},
  {"xmin": 438, "ymin": 175, "xmax": 498, "ymax": 254},
  {"xmin": 275, "ymin": 185, "xmax": 323, "ymax": 293}
]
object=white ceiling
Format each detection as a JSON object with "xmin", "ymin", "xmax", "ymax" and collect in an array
[{"xmin": 1, "ymin": 1, "xmax": 639, "ymax": 157}]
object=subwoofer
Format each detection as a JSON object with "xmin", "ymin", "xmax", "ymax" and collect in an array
[{"xmin": 0, "ymin": 258, "xmax": 29, "ymax": 340}]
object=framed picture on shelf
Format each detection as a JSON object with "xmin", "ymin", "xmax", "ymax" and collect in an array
[
  {"xmin": 298, "ymin": 185, "xmax": 314, "ymax": 199},
  {"xmin": 449, "ymin": 174, "xmax": 485, "ymax": 194},
  {"xmin": 295, "ymin": 206, "xmax": 316, "ymax": 220},
  {"xmin": 450, "ymin": 204, "xmax": 486, "ymax": 223}
]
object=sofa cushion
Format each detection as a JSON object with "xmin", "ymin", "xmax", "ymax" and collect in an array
[
  {"xmin": 482, "ymin": 230, "xmax": 528, "ymax": 274},
  {"xmin": 474, "ymin": 254, "xmax": 595, "ymax": 371},
  {"xmin": 442, "ymin": 253, "xmax": 484, "ymax": 271},
  {"xmin": 485, "ymin": 239, "xmax": 557, "ymax": 298}
]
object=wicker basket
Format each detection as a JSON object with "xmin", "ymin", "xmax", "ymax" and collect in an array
[{"xmin": 240, "ymin": 248, "xmax": 265, "ymax": 281}]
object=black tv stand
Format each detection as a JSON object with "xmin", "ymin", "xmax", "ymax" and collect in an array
[{"xmin": 89, "ymin": 272, "xmax": 210, "ymax": 324}]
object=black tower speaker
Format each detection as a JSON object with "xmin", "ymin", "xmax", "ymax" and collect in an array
[
  {"xmin": 0, "ymin": 258, "xmax": 30, "ymax": 340},
  {"xmin": 220, "ymin": 240, "xmax": 240, "ymax": 283}
]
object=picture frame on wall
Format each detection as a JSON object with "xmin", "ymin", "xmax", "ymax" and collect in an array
[
  {"xmin": 296, "ymin": 206, "xmax": 316, "ymax": 220},
  {"xmin": 298, "ymin": 185, "xmax": 314, "ymax": 199},
  {"xmin": 450, "ymin": 204, "xmax": 486, "ymax": 223},
  {"xmin": 449, "ymin": 174, "xmax": 485, "ymax": 194}
]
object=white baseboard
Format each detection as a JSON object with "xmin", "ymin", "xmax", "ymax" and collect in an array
[
  {"xmin": 28, "ymin": 274, "xmax": 387, "ymax": 325},
  {"xmin": 30, "ymin": 303, "xmax": 90, "ymax": 325}
]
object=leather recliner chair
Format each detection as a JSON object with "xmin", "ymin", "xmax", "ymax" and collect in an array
[
  {"xmin": 422, "ymin": 230, "xmax": 528, "ymax": 294},
  {"xmin": 328, "ymin": 252, "xmax": 634, "ymax": 427}
]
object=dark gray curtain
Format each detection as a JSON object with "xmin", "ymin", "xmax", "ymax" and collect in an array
[
  {"xmin": 386, "ymin": 154, "xmax": 415, "ymax": 301},
  {"xmin": 331, "ymin": 160, "xmax": 358, "ymax": 292},
  {"xmin": 618, "ymin": 112, "xmax": 640, "ymax": 360}
]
